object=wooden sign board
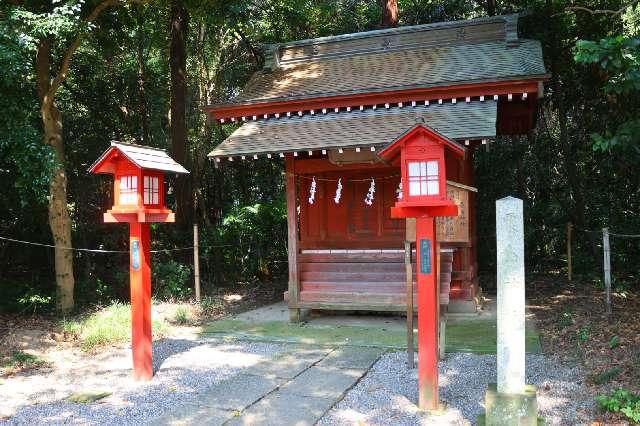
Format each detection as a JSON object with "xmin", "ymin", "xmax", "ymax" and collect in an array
[{"xmin": 436, "ymin": 183, "xmax": 471, "ymax": 243}]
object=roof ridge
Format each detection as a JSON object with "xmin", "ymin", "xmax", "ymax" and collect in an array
[
  {"xmin": 110, "ymin": 140, "xmax": 167, "ymax": 153},
  {"xmin": 263, "ymin": 14, "xmax": 521, "ymax": 71},
  {"xmin": 269, "ymin": 13, "xmax": 519, "ymax": 50}
]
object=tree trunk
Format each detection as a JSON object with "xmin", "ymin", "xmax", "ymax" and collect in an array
[
  {"xmin": 486, "ymin": 0, "xmax": 496, "ymax": 16},
  {"xmin": 136, "ymin": 18, "xmax": 150, "ymax": 143},
  {"xmin": 37, "ymin": 39, "xmax": 75, "ymax": 314},
  {"xmin": 380, "ymin": 0, "xmax": 398, "ymax": 28},
  {"xmin": 169, "ymin": 0, "xmax": 190, "ymax": 225}
]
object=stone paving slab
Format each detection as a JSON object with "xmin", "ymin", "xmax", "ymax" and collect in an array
[
  {"xmin": 245, "ymin": 347, "xmax": 332, "ymax": 380},
  {"xmin": 278, "ymin": 365, "xmax": 366, "ymax": 399},
  {"xmin": 157, "ymin": 403, "xmax": 237, "ymax": 426},
  {"xmin": 160, "ymin": 343, "xmax": 376, "ymax": 425},
  {"xmin": 226, "ymin": 392, "xmax": 335, "ymax": 426},
  {"xmin": 204, "ymin": 373, "xmax": 286, "ymax": 411},
  {"xmin": 317, "ymin": 346, "xmax": 383, "ymax": 370}
]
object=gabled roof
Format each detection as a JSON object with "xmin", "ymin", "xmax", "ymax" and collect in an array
[
  {"xmin": 208, "ymin": 14, "xmax": 546, "ymax": 110},
  {"xmin": 208, "ymin": 100, "xmax": 495, "ymax": 159},
  {"xmin": 89, "ymin": 141, "xmax": 189, "ymax": 175}
]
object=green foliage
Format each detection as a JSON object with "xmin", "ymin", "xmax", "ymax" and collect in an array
[
  {"xmin": 17, "ymin": 289, "xmax": 53, "ymax": 315},
  {"xmin": 597, "ymin": 389, "xmax": 640, "ymax": 422},
  {"xmin": 202, "ymin": 201, "xmax": 288, "ymax": 285},
  {"xmin": 575, "ymin": 37, "xmax": 640, "ymax": 95},
  {"xmin": 152, "ymin": 260, "xmax": 192, "ymax": 301},
  {"xmin": 575, "ymin": 36, "xmax": 640, "ymax": 153}
]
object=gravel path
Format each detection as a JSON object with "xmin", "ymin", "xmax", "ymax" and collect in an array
[
  {"xmin": 319, "ymin": 352, "xmax": 595, "ymax": 425},
  {"xmin": 1, "ymin": 337, "xmax": 285, "ymax": 425}
]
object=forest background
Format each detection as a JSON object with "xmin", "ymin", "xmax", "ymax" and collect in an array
[{"xmin": 1, "ymin": 0, "xmax": 638, "ymax": 314}]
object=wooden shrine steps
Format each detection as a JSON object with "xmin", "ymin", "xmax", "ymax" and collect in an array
[{"xmin": 290, "ymin": 251, "xmax": 454, "ymax": 312}]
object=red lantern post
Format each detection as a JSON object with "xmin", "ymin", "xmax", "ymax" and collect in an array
[
  {"xmin": 89, "ymin": 142, "xmax": 189, "ymax": 380},
  {"xmin": 379, "ymin": 125, "xmax": 464, "ymax": 410}
]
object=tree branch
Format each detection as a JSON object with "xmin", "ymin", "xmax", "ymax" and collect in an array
[
  {"xmin": 558, "ymin": 0, "xmax": 639, "ymax": 16},
  {"xmin": 233, "ymin": 26, "xmax": 262, "ymax": 68},
  {"xmin": 43, "ymin": 0, "xmax": 143, "ymax": 109}
]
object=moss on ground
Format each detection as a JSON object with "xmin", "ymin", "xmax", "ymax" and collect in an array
[
  {"xmin": 65, "ymin": 391, "xmax": 112, "ymax": 404},
  {"xmin": 202, "ymin": 318, "xmax": 542, "ymax": 353}
]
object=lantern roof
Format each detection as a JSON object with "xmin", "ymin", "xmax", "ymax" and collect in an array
[
  {"xmin": 377, "ymin": 123, "xmax": 466, "ymax": 163},
  {"xmin": 89, "ymin": 142, "xmax": 189, "ymax": 175}
]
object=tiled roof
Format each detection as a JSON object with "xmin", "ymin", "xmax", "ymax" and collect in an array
[
  {"xmin": 214, "ymin": 14, "xmax": 546, "ymax": 107},
  {"xmin": 89, "ymin": 142, "xmax": 189, "ymax": 174},
  {"xmin": 208, "ymin": 100, "xmax": 496, "ymax": 158}
]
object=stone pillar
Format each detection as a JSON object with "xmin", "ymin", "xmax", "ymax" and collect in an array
[
  {"xmin": 482, "ymin": 196, "xmax": 538, "ymax": 426},
  {"xmin": 496, "ymin": 196, "xmax": 525, "ymax": 394}
]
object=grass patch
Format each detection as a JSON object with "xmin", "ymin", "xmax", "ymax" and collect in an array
[
  {"xmin": 62, "ymin": 302, "xmax": 170, "ymax": 352},
  {"xmin": 1, "ymin": 351, "xmax": 48, "ymax": 373},
  {"xmin": 202, "ymin": 318, "xmax": 542, "ymax": 353},
  {"xmin": 172, "ymin": 306, "xmax": 191, "ymax": 325}
]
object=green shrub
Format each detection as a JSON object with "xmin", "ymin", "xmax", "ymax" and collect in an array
[
  {"xmin": 597, "ymin": 389, "xmax": 640, "ymax": 422},
  {"xmin": 153, "ymin": 260, "xmax": 192, "ymax": 301}
]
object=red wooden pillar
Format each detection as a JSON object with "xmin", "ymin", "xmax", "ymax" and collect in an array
[
  {"xmin": 416, "ymin": 216, "xmax": 439, "ymax": 410},
  {"xmin": 129, "ymin": 222, "xmax": 153, "ymax": 380}
]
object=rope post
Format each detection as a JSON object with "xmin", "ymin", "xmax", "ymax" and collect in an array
[
  {"xmin": 193, "ymin": 223, "xmax": 201, "ymax": 302},
  {"xmin": 602, "ymin": 228, "xmax": 611, "ymax": 315},
  {"xmin": 566, "ymin": 222, "xmax": 573, "ymax": 282}
]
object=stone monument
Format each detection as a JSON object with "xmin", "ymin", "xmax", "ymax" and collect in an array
[{"xmin": 483, "ymin": 196, "xmax": 539, "ymax": 425}]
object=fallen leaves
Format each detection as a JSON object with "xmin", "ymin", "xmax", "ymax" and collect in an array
[{"xmin": 529, "ymin": 277, "xmax": 640, "ymax": 424}]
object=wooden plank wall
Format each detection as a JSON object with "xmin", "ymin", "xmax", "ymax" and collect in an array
[{"xmin": 286, "ymin": 152, "xmax": 479, "ymax": 311}]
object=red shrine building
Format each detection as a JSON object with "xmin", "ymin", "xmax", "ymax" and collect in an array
[{"xmin": 206, "ymin": 14, "xmax": 547, "ymax": 319}]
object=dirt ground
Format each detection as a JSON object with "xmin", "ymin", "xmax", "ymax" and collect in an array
[
  {"xmin": 527, "ymin": 275, "xmax": 640, "ymax": 424},
  {"xmin": 0, "ymin": 281, "xmax": 285, "ymax": 377}
]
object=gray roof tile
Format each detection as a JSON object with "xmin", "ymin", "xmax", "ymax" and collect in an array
[
  {"xmin": 209, "ymin": 101, "xmax": 496, "ymax": 158},
  {"xmin": 214, "ymin": 14, "xmax": 546, "ymax": 107}
]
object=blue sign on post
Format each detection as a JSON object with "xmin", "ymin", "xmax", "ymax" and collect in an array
[
  {"xmin": 131, "ymin": 240, "xmax": 140, "ymax": 270},
  {"xmin": 420, "ymin": 238, "xmax": 432, "ymax": 274}
]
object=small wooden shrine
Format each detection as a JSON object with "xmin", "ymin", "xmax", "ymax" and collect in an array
[{"xmin": 205, "ymin": 14, "xmax": 547, "ymax": 319}]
